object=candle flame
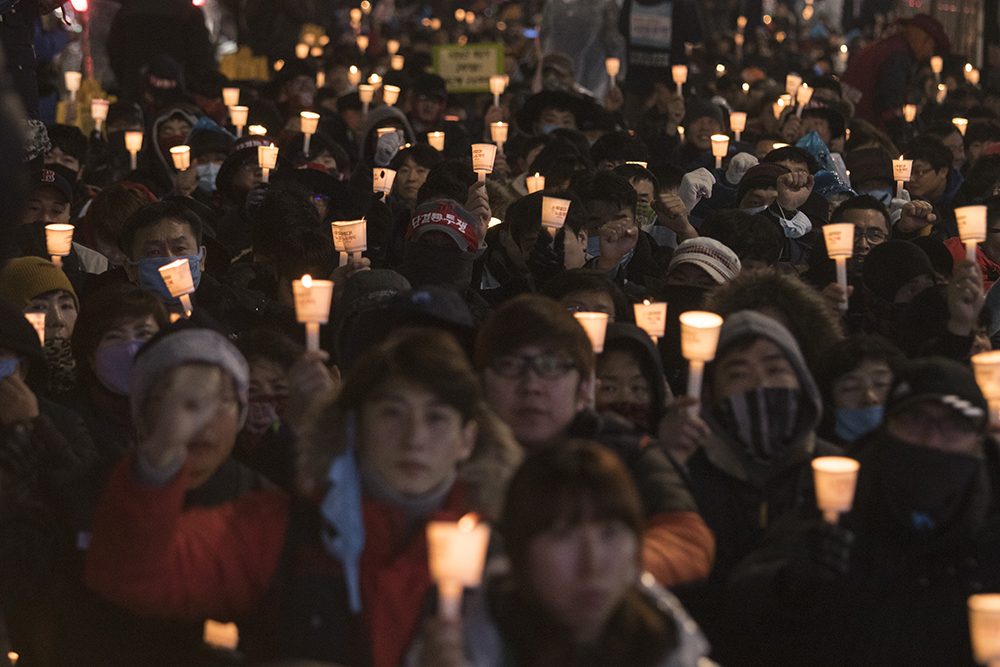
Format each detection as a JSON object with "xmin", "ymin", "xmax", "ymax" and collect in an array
[
  {"xmin": 350, "ymin": 65, "xmax": 358, "ymax": 73},
  {"xmin": 302, "ymin": 274, "xmax": 313, "ymax": 288},
  {"xmin": 534, "ymin": 172, "xmax": 540, "ymax": 178},
  {"xmin": 644, "ymin": 299, "xmax": 650, "ymax": 305},
  {"xmin": 458, "ymin": 513, "xmax": 478, "ymax": 532}
]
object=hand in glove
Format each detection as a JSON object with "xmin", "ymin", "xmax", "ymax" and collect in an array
[
  {"xmin": 374, "ymin": 130, "xmax": 404, "ymax": 167},
  {"xmin": 781, "ymin": 520, "xmax": 854, "ymax": 595},
  {"xmin": 725, "ymin": 152, "xmax": 759, "ymax": 186},
  {"xmin": 526, "ymin": 227, "xmax": 567, "ymax": 286},
  {"xmin": 678, "ymin": 168, "xmax": 716, "ymax": 212}
]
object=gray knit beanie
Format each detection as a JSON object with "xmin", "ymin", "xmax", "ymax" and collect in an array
[{"xmin": 130, "ymin": 328, "xmax": 250, "ymax": 429}]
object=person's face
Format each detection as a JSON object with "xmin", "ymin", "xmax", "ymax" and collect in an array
[
  {"xmin": 800, "ymin": 117, "xmax": 831, "ymax": 145},
  {"xmin": 536, "ymin": 108, "xmax": 576, "ymax": 133},
  {"xmin": 563, "ymin": 228, "xmax": 588, "ymax": 270},
  {"xmin": 232, "ymin": 161, "xmax": 264, "ymax": 196},
  {"xmin": 841, "ymin": 208, "xmax": 889, "ymax": 262},
  {"xmin": 559, "ymin": 290, "xmax": 615, "ymax": 322},
  {"xmin": 45, "ymin": 147, "xmax": 82, "ymax": 178},
  {"xmin": 887, "ymin": 400, "xmax": 982, "ymax": 455},
  {"xmin": 740, "ymin": 187, "xmax": 777, "ymax": 210},
  {"xmin": 192, "ymin": 152, "xmax": 226, "ymax": 168},
  {"xmin": 714, "ymin": 338, "xmax": 800, "ymax": 400},
  {"xmin": 248, "ymin": 357, "xmax": 290, "ymax": 401},
  {"xmin": 24, "ymin": 290, "xmax": 77, "ymax": 340},
  {"xmin": 124, "ymin": 218, "xmax": 205, "ymax": 281},
  {"xmin": 312, "ymin": 151, "xmax": 339, "ymax": 177},
  {"xmin": 359, "ymin": 377, "xmax": 477, "ymax": 495},
  {"xmin": 528, "ymin": 507, "xmax": 639, "ymax": 644},
  {"xmin": 688, "ymin": 116, "xmax": 723, "ymax": 151},
  {"xmin": 144, "ymin": 365, "xmax": 241, "ymax": 489},
  {"xmin": 92, "ymin": 314, "xmax": 159, "ymax": 369},
  {"xmin": 413, "ymin": 95, "xmax": 446, "ymax": 124},
  {"xmin": 666, "ymin": 262, "xmax": 719, "ymax": 289},
  {"xmin": 482, "ymin": 345, "xmax": 588, "ymax": 449},
  {"xmin": 596, "ymin": 350, "xmax": 650, "ymax": 407},
  {"xmin": 158, "ymin": 117, "xmax": 192, "ymax": 141},
  {"xmin": 585, "ymin": 200, "xmax": 634, "ymax": 236},
  {"xmin": 831, "ymin": 359, "xmax": 893, "ymax": 410},
  {"xmin": 22, "ymin": 187, "xmax": 70, "ymax": 226},
  {"xmin": 629, "ymin": 178, "xmax": 654, "ymax": 206},
  {"xmin": 894, "ymin": 273, "xmax": 935, "ymax": 304},
  {"xmin": 775, "ymin": 159, "xmax": 809, "ymax": 175},
  {"xmin": 395, "ymin": 156, "xmax": 430, "ymax": 208},
  {"xmin": 941, "ymin": 130, "xmax": 966, "ymax": 169},
  {"xmin": 906, "ymin": 159, "xmax": 948, "ymax": 198}
]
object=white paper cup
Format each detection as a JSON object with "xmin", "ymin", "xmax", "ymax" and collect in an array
[
  {"xmin": 892, "ymin": 158, "xmax": 912, "ymax": 182},
  {"xmin": 158, "ymin": 258, "xmax": 195, "ymax": 297},
  {"xmin": 391, "ymin": 55, "xmax": 405, "ymax": 71},
  {"xmin": 574, "ymin": 312, "xmax": 609, "ymax": 353},
  {"xmin": 358, "ymin": 84, "xmax": 375, "ymax": 104},
  {"xmin": 785, "ymin": 74, "xmax": 802, "ymax": 96},
  {"xmin": 823, "ymin": 223, "xmax": 855, "ymax": 258},
  {"xmin": 348, "ymin": 67, "xmax": 362, "ymax": 86},
  {"xmin": 904, "ymin": 105, "xmax": 917, "ymax": 123},
  {"xmin": 45, "ymin": 224, "xmax": 74, "ymax": 257},
  {"xmin": 170, "ymin": 145, "xmax": 191, "ymax": 170},
  {"xmin": 729, "ymin": 111, "xmax": 747, "ymax": 133},
  {"xmin": 373, "ymin": 168, "xmax": 396, "ymax": 194},
  {"xmin": 796, "ymin": 84, "xmax": 813, "ymax": 106},
  {"xmin": 428, "ymin": 517, "xmax": 491, "ymax": 619},
  {"xmin": 957, "ymin": 205, "xmax": 988, "ymax": 244},
  {"xmin": 679, "ymin": 311, "xmax": 724, "ymax": 362},
  {"xmin": 64, "ymin": 71, "xmax": 82, "ymax": 93},
  {"xmin": 605, "ymin": 57, "xmax": 620, "ymax": 77},
  {"xmin": 489, "ymin": 75, "xmax": 507, "ymax": 96},
  {"xmin": 91, "ymin": 99, "xmax": 110, "ymax": 121},
  {"xmin": 634, "ymin": 302, "xmax": 667, "ymax": 339},
  {"xmin": 203, "ymin": 621, "xmax": 239, "ymax": 651},
  {"xmin": 257, "ymin": 144, "xmax": 279, "ymax": 170},
  {"xmin": 969, "ymin": 594, "xmax": 1000, "ymax": 664},
  {"xmin": 222, "ymin": 87, "xmax": 240, "ymax": 107},
  {"xmin": 125, "ymin": 131, "xmax": 143, "ymax": 153},
  {"xmin": 331, "ymin": 219, "xmax": 368, "ymax": 254},
  {"xmin": 812, "ymin": 456, "xmax": 860, "ymax": 523},
  {"xmin": 472, "ymin": 143, "xmax": 497, "ymax": 174},
  {"xmin": 541, "ymin": 196, "xmax": 571, "ymax": 229},
  {"xmin": 300, "ymin": 111, "xmax": 320, "ymax": 135},
  {"xmin": 292, "ymin": 275, "xmax": 335, "ymax": 324},
  {"xmin": 672, "ymin": 64, "xmax": 688, "ymax": 84},
  {"xmin": 526, "ymin": 173, "xmax": 545, "ymax": 194},
  {"xmin": 387, "ymin": 40, "xmax": 400, "ymax": 55},
  {"xmin": 930, "ymin": 55, "xmax": 943, "ymax": 74},
  {"xmin": 24, "ymin": 313, "xmax": 46, "ymax": 345},
  {"xmin": 230, "ymin": 106, "xmax": 248, "ymax": 128},
  {"xmin": 711, "ymin": 134, "xmax": 729, "ymax": 158},
  {"xmin": 490, "ymin": 122, "xmax": 508, "ymax": 144},
  {"xmin": 356, "ymin": 35, "xmax": 369, "ymax": 52},
  {"xmin": 953, "ymin": 117, "xmax": 969, "ymax": 136},
  {"xmin": 383, "ymin": 85, "xmax": 401, "ymax": 106},
  {"xmin": 428, "ymin": 131, "xmax": 445, "ymax": 151}
]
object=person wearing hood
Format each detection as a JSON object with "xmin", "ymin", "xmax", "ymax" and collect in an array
[
  {"xmin": 357, "ymin": 104, "xmax": 417, "ymax": 162},
  {"xmin": 728, "ymin": 357, "xmax": 1000, "ymax": 666},
  {"xmin": 659, "ymin": 310, "xmax": 840, "ymax": 662},
  {"xmin": 145, "ymin": 104, "xmax": 201, "ymax": 196},
  {"xmin": 597, "ymin": 323, "xmax": 673, "ymax": 435},
  {"xmin": 860, "ymin": 240, "xmax": 937, "ymax": 341}
]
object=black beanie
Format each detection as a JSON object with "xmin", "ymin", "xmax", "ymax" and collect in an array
[{"xmin": 861, "ymin": 240, "xmax": 935, "ymax": 303}]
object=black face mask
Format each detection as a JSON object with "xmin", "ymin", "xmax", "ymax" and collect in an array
[
  {"xmin": 714, "ymin": 387, "xmax": 803, "ymax": 465},
  {"xmin": 879, "ymin": 433, "xmax": 981, "ymax": 533},
  {"xmin": 400, "ymin": 242, "xmax": 474, "ymax": 293}
]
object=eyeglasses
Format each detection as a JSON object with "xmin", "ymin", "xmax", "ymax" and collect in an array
[
  {"xmin": 489, "ymin": 354, "xmax": 578, "ymax": 380},
  {"xmin": 854, "ymin": 229, "xmax": 889, "ymax": 244}
]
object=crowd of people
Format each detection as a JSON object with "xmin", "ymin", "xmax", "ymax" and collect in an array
[{"xmin": 1, "ymin": 0, "xmax": 1000, "ymax": 665}]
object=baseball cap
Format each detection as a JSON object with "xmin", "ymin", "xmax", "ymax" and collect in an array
[
  {"xmin": 406, "ymin": 200, "xmax": 479, "ymax": 252},
  {"xmin": 885, "ymin": 357, "xmax": 986, "ymax": 430},
  {"xmin": 34, "ymin": 168, "xmax": 73, "ymax": 204}
]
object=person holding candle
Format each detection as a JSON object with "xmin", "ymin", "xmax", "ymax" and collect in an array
[
  {"xmin": 673, "ymin": 100, "xmax": 726, "ymax": 170},
  {"xmin": 596, "ymin": 323, "xmax": 672, "ymax": 434},
  {"xmin": 903, "ymin": 136, "xmax": 963, "ymax": 212},
  {"xmin": 729, "ymin": 357, "xmax": 1000, "ymax": 667},
  {"xmin": 83, "ymin": 328, "xmax": 520, "ymax": 667},
  {"xmin": 413, "ymin": 441, "xmax": 714, "ymax": 667},
  {"xmin": 389, "ymin": 144, "xmax": 445, "ymax": 211},
  {"xmin": 942, "ymin": 197, "xmax": 1000, "ymax": 291},
  {"xmin": 477, "ymin": 295, "xmax": 715, "ymax": 587},
  {"xmin": 859, "ymin": 240, "xmax": 938, "ymax": 340}
]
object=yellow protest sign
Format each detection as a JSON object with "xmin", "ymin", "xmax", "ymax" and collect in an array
[{"xmin": 433, "ymin": 43, "xmax": 504, "ymax": 93}]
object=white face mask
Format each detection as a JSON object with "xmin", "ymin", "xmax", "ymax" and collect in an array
[{"xmin": 778, "ymin": 210, "xmax": 813, "ymax": 238}]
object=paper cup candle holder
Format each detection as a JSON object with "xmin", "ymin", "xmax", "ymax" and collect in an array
[
  {"xmin": 428, "ymin": 131, "xmax": 445, "ymax": 151},
  {"xmin": 823, "ymin": 223, "xmax": 854, "ymax": 310},
  {"xmin": 45, "ymin": 224, "xmax": 74, "ymax": 268},
  {"xmin": 257, "ymin": 144, "xmax": 279, "ymax": 183},
  {"xmin": 359, "ymin": 84, "xmax": 375, "ymax": 115},
  {"xmin": 679, "ymin": 311, "xmax": 724, "ymax": 415},
  {"xmin": 91, "ymin": 99, "xmax": 109, "ymax": 132},
  {"xmin": 490, "ymin": 122, "xmax": 508, "ymax": 153},
  {"xmin": 383, "ymin": 85, "xmax": 401, "ymax": 106},
  {"xmin": 427, "ymin": 514, "xmax": 491, "ymax": 620},
  {"xmin": 24, "ymin": 314, "xmax": 45, "ymax": 346},
  {"xmin": 292, "ymin": 274, "xmax": 335, "ymax": 351},
  {"xmin": 892, "ymin": 156, "xmax": 912, "ymax": 200},
  {"xmin": 170, "ymin": 145, "xmax": 191, "ymax": 171},
  {"xmin": 157, "ymin": 258, "xmax": 196, "ymax": 318},
  {"xmin": 729, "ymin": 111, "xmax": 746, "ymax": 142},
  {"xmin": 64, "ymin": 71, "xmax": 82, "ymax": 101},
  {"xmin": 125, "ymin": 132, "xmax": 143, "ymax": 170},
  {"xmin": 373, "ymin": 168, "xmax": 396, "ymax": 200},
  {"xmin": 672, "ymin": 65, "xmax": 687, "ymax": 95},
  {"xmin": 332, "ymin": 219, "xmax": 368, "ymax": 266},
  {"xmin": 969, "ymin": 594, "xmax": 1000, "ymax": 667},
  {"xmin": 957, "ymin": 205, "xmax": 988, "ymax": 262},
  {"xmin": 490, "ymin": 75, "xmax": 507, "ymax": 107},
  {"xmin": 634, "ymin": 301, "xmax": 667, "ymax": 343},
  {"xmin": 574, "ymin": 312, "xmax": 609, "ymax": 409},
  {"xmin": 811, "ymin": 456, "xmax": 860, "ymax": 523},
  {"xmin": 230, "ymin": 106, "xmax": 248, "ymax": 137},
  {"xmin": 606, "ymin": 57, "xmax": 620, "ymax": 88},
  {"xmin": 300, "ymin": 111, "xmax": 320, "ymax": 155},
  {"xmin": 526, "ymin": 173, "xmax": 545, "ymax": 194},
  {"xmin": 711, "ymin": 135, "xmax": 729, "ymax": 169},
  {"xmin": 541, "ymin": 197, "xmax": 570, "ymax": 230},
  {"xmin": 972, "ymin": 350, "xmax": 1000, "ymax": 427},
  {"xmin": 472, "ymin": 143, "xmax": 497, "ymax": 182}
]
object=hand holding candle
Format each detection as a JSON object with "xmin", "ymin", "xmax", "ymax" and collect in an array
[
  {"xmin": 823, "ymin": 223, "xmax": 854, "ymax": 310},
  {"xmin": 811, "ymin": 456, "xmax": 860, "ymax": 523},
  {"xmin": 332, "ymin": 219, "xmax": 368, "ymax": 266},
  {"xmin": 427, "ymin": 514, "xmax": 491, "ymax": 620},
  {"xmin": 956, "ymin": 205, "xmax": 988, "ymax": 262},
  {"xmin": 634, "ymin": 301, "xmax": 667, "ymax": 343},
  {"xmin": 472, "ymin": 143, "xmax": 497, "ymax": 182},
  {"xmin": 45, "ymin": 224, "xmax": 74, "ymax": 268},
  {"xmin": 157, "ymin": 258, "xmax": 196, "ymax": 318},
  {"xmin": 679, "ymin": 311, "xmax": 724, "ymax": 415},
  {"xmin": 292, "ymin": 274, "xmax": 335, "ymax": 351}
]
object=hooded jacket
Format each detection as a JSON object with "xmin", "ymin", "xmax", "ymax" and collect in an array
[
  {"xmin": 146, "ymin": 104, "xmax": 202, "ymax": 194},
  {"xmin": 599, "ymin": 322, "xmax": 672, "ymax": 432},
  {"xmin": 357, "ymin": 105, "xmax": 417, "ymax": 157}
]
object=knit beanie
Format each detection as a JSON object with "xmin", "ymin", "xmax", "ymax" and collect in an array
[
  {"xmin": 130, "ymin": 328, "xmax": 250, "ymax": 429},
  {"xmin": 668, "ymin": 237, "xmax": 742, "ymax": 284},
  {"xmin": 861, "ymin": 240, "xmax": 935, "ymax": 303},
  {"xmin": 0, "ymin": 257, "xmax": 79, "ymax": 311},
  {"xmin": 736, "ymin": 163, "xmax": 790, "ymax": 206},
  {"xmin": 681, "ymin": 98, "xmax": 725, "ymax": 130},
  {"xmin": 845, "ymin": 147, "xmax": 894, "ymax": 187}
]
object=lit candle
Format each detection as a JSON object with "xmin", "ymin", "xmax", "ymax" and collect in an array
[
  {"xmin": 633, "ymin": 300, "xmax": 667, "ymax": 343},
  {"xmin": 222, "ymin": 87, "xmax": 240, "ymax": 107},
  {"xmin": 779, "ymin": 93, "xmax": 792, "ymax": 108},
  {"xmin": 969, "ymin": 68, "xmax": 981, "ymax": 86},
  {"xmin": 203, "ymin": 620, "xmax": 239, "ymax": 651},
  {"xmin": 954, "ymin": 117, "xmax": 969, "ymax": 136},
  {"xmin": 811, "ymin": 456, "xmax": 860, "ymax": 523},
  {"xmin": 772, "ymin": 142, "xmax": 788, "ymax": 150},
  {"xmin": 956, "ymin": 205, "xmax": 988, "ymax": 262},
  {"xmin": 348, "ymin": 66, "xmax": 362, "ymax": 86},
  {"xmin": 937, "ymin": 83, "xmax": 947, "ymax": 104},
  {"xmin": 331, "ymin": 219, "xmax": 368, "ymax": 266},
  {"xmin": 795, "ymin": 83, "xmax": 812, "ymax": 117},
  {"xmin": 383, "ymin": 84, "xmax": 401, "ymax": 106},
  {"xmin": 24, "ymin": 314, "xmax": 45, "ymax": 346},
  {"xmin": 772, "ymin": 101, "xmax": 784, "ymax": 120},
  {"xmin": 300, "ymin": 111, "xmax": 320, "ymax": 155},
  {"xmin": 931, "ymin": 55, "xmax": 943, "ymax": 82},
  {"xmin": 359, "ymin": 84, "xmax": 374, "ymax": 115},
  {"xmin": 710, "ymin": 134, "xmax": 729, "ymax": 169},
  {"xmin": 369, "ymin": 73, "xmax": 382, "ymax": 88},
  {"xmin": 427, "ymin": 514, "xmax": 491, "ymax": 621},
  {"xmin": 257, "ymin": 143, "xmax": 278, "ymax": 183},
  {"xmin": 526, "ymin": 172, "xmax": 545, "ymax": 194},
  {"xmin": 490, "ymin": 121, "xmax": 508, "ymax": 153},
  {"xmin": 292, "ymin": 274, "xmax": 335, "ymax": 351},
  {"xmin": 677, "ymin": 126, "xmax": 685, "ymax": 143},
  {"xmin": 679, "ymin": 311, "xmax": 724, "ymax": 415},
  {"xmin": 7, "ymin": 652, "xmax": 18, "ymax": 666},
  {"xmin": 785, "ymin": 73, "xmax": 802, "ymax": 97},
  {"xmin": 64, "ymin": 71, "xmax": 82, "ymax": 101},
  {"xmin": 904, "ymin": 104, "xmax": 917, "ymax": 123},
  {"xmin": 372, "ymin": 167, "xmax": 396, "ymax": 200},
  {"xmin": 729, "ymin": 111, "xmax": 746, "ymax": 142},
  {"xmin": 672, "ymin": 64, "xmax": 687, "ymax": 95},
  {"xmin": 296, "ymin": 43, "xmax": 310, "ymax": 59},
  {"xmin": 970, "ymin": 594, "xmax": 1000, "ymax": 667},
  {"xmin": 157, "ymin": 258, "xmax": 196, "ymax": 317},
  {"xmin": 230, "ymin": 106, "xmax": 248, "ymax": 137},
  {"xmin": 91, "ymin": 99, "xmax": 109, "ymax": 132},
  {"xmin": 892, "ymin": 155, "xmax": 912, "ymax": 199},
  {"xmin": 248, "ymin": 125, "xmax": 267, "ymax": 136},
  {"xmin": 391, "ymin": 55, "xmax": 405, "ymax": 71},
  {"xmin": 310, "ymin": 46, "xmax": 323, "ymax": 58},
  {"xmin": 489, "ymin": 75, "xmax": 507, "ymax": 107},
  {"xmin": 169, "ymin": 145, "xmax": 191, "ymax": 170},
  {"xmin": 356, "ymin": 35, "xmax": 369, "ymax": 52},
  {"xmin": 972, "ymin": 350, "xmax": 1000, "ymax": 427},
  {"xmin": 125, "ymin": 131, "xmax": 143, "ymax": 170},
  {"xmin": 316, "ymin": 70, "xmax": 326, "ymax": 88},
  {"xmin": 350, "ymin": 7, "xmax": 362, "ymax": 22},
  {"xmin": 428, "ymin": 131, "xmax": 445, "ymax": 151},
  {"xmin": 574, "ymin": 312, "xmax": 609, "ymax": 409},
  {"xmin": 606, "ymin": 57, "xmax": 620, "ymax": 89},
  {"xmin": 472, "ymin": 143, "xmax": 497, "ymax": 182},
  {"xmin": 822, "ymin": 223, "xmax": 854, "ymax": 310},
  {"xmin": 541, "ymin": 196, "xmax": 570, "ymax": 229},
  {"xmin": 387, "ymin": 39, "xmax": 400, "ymax": 55}
]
